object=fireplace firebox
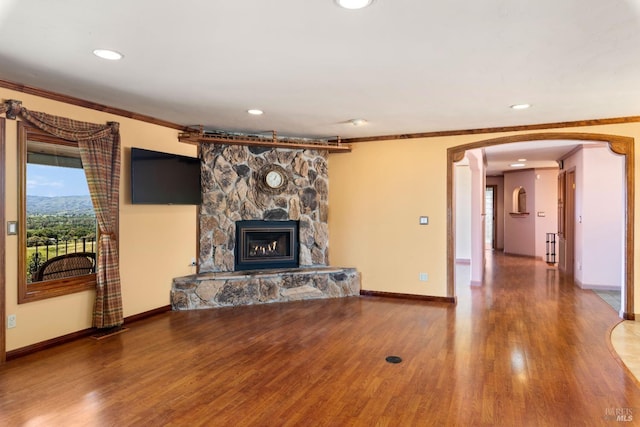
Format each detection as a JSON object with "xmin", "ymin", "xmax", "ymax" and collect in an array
[{"xmin": 235, "ymin": 220, "xmax": 299, "ymax": 271}]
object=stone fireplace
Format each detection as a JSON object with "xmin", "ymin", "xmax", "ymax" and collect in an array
[
  {"xmin": 171, "ymin": 144, "xmax": 360, "ymax": 310},
  {"xmin": 198, "ymin": 145, "xmax": 330, "ymax": 272}
]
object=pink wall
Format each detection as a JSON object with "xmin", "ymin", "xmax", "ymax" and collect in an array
[
  {"xmin": 503, "ymin": 170, "xmax": 536, "ymax": 256},
  {"xmin": 455, "ymin": 165, "xmax": 471, "ymax": 261},
  {"xmin": 468, "ymin": 150, "xmax": 484, "ymax": 285},
  {"xmin": 565, "ymin": 146, "xmax": 624, "ymax": 288}
]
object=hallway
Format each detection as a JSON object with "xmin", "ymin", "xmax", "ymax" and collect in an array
[
  {"xmin": 0, "ymin": 253, "xmax": 638, "ymax": 425},
  {"xmin": 455, "ymin": 251, "xmax": 638, "ymax": 424}
]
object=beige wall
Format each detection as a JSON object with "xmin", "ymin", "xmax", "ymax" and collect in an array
[
  {"xmin": 5, "ymin": 85, "xmax": 640, "ymax": 351},
  {"xmin": 2, "ymin": 88, "xmax": 197, "ymax": 351},
  {"xmin": 328, "ymin": 138, "xmax": 450, "ymax": 297},
  {"xmin": 328, "ymin": 123, "xmax": 640, "ymax": 311}
]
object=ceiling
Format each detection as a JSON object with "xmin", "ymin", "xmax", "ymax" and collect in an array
[
  {"xmin": 483, "ymin": 139, "xmax": 603, "ymax": 176},
  {"xmin": 1, "ymin": 0, "xmax": 639, "ymax": 171}
]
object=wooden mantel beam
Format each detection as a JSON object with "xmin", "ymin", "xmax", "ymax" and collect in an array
[{"xmin": 178, "ymin": 130, "xmax": 352, "ymax": 153}]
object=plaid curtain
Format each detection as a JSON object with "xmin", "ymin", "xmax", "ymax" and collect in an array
[{"xmin": 18, "ymin": 108, "xmax": 123, "ymax": 328}]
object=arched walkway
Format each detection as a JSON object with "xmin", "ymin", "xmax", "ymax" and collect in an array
[{"xmin": 447, "ymin": 132, "xmax": 635, "ymax": 319}]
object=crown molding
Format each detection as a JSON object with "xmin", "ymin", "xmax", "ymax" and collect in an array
[{"xmin": 0, "ymin": 79, "xmax": 188, "ymax": 131}]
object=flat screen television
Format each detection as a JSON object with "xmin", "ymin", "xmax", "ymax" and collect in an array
[{"xmin": 130, "ymin": 147, "xmax": 202, "ymax": 205}]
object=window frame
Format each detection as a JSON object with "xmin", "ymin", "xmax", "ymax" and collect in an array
[{"xmin": 17, "ymin": 122, "xmax": 96, "ymax": 304}]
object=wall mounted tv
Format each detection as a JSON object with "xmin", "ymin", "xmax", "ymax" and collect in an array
[{"xmin": 130, "ymin": 147, "xmax": 202, "ymax": 205}]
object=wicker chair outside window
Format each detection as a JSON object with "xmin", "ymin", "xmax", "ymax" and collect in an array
[{"xmin": 32, "ymin": 252, "xmax": 96, "ymax": 282}]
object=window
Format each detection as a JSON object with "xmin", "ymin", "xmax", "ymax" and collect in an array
[{"xmin": 18, "ymin": 123, "xmax": 97, "ymax": 303}]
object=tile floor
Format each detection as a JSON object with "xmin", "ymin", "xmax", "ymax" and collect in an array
[
  {"xmin": 611, "ymin": 321, "xmax": 640, "ymax": 383},
  {"xmin": 588, "ymin": 290, "xmax": 640, "ymax": 382},
  {"xmin": 593, "ymin": 289, "xmax": 621, "ymax": 313}
]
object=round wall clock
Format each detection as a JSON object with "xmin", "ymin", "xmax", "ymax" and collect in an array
[
  {"xmin": 265, "ymin": 169, "xmax": 284, "ymax": 189},
  {"xmin": 258, "ymin": 164, "xmax": 289, "ymax": 194}
]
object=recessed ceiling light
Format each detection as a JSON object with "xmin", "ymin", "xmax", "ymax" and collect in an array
[
  {"xmin": 518, "ymin": 158, "xmax": 527, "ymax": 162},
  {"xmin": 510, "ymin": 163, "xmax": 526, "ymax": 168},
  {"xmin": 247, "ymin": 109, "xmax": 264, "ymax": 115},
  {"xmin": 93, "ymin": 49, "xmax": 123, "ymax": 60},
  {"xmin": 335, "ymin": 0, "xmax": 374, "ymax": 10},
  {"xmin": 510, "ymin": 103, "xmax": 531, "ymax": 110},
  {"xmin": 349, "ymin": 118, "xmax": 367, "ymax": 126}
]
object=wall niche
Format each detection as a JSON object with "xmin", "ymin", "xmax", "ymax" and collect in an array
[{"xmin": 510, "ymin": 186, "xmax": 529, "ymax": 216}]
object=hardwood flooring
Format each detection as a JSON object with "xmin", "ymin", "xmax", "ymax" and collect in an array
[{"xmin": 1, "ymin": 252, "xmax": 638, "ymax": 426}]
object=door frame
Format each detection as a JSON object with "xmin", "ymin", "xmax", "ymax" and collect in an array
[
  {"xmin": 563, "ymin": 169, "xmax": 577, "ymax": 276},
  {"xmin": 447, "ymin": 132, "xmax": 635, "ymax": 320},
  {"xmin": 485, "ymin": 184, "xmax": 498, "ymax": 249}
]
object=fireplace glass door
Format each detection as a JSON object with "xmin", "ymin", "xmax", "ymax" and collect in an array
[{"xmin": 235, "ymin": 220, "xmax": 299, "ymax": 271}]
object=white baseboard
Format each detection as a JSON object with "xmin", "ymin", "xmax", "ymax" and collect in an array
[{"xmin": 574, "ymin": 278, "xmax": 621, "ymax": 291}]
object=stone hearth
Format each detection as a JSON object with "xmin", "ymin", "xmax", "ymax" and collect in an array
[{"xmin": 171, "ymin": 267, "xmax": 360, "ymax": 310}]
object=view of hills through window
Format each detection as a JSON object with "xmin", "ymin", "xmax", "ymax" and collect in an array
[{"xmin": 26, "ymin": 163, "xmax": 97, "ymax": 281}]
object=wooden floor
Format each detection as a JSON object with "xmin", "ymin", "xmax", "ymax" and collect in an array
[{"xmin": 1, "ymin": 252, "xmax": 638, "ymax": 426}]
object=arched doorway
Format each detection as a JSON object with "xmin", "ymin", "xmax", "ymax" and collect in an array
[{"xmin": 447, "ymin": 132, "xmax": 634, "ymax": 319}]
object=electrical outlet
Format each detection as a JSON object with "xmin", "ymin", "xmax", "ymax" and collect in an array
[
  {"xmin": 419, "ymin": 273, "xmax": 428, "ymax": 282},
  {"xmin": 7, "ymin": 314, "xmax": 16, "ymax": 329}
]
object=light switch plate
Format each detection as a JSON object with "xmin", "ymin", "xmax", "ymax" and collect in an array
[
  {"xmin": 419, "ymin": 216, "xmax": 429, "ymax": 225},
  {"xmin": 6, "ymin": 221, "xmax": 17, "ymax": 235}
]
